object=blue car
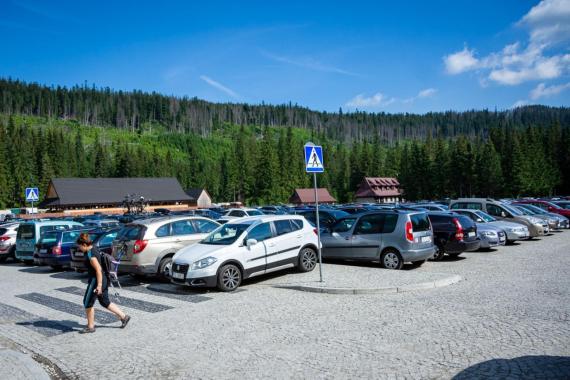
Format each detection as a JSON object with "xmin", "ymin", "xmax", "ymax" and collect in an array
[{"xmin": 34, "ymin": 229, "xmax": 87, "ymax": 269}]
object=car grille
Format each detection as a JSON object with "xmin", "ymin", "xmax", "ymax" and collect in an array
[{"xmin": 172, "ymin": 263, "xmax": 189, "ymax": 274}]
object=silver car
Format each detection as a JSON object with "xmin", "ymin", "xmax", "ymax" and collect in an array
[
  {"xmin": 112, "ymin": 216, "xmax": 220, "ymax": 281},
  {"xmin": 321, "ymin": 210, "xmax": 435, "ymax": 270},
  {"xmin": 452, "ymin": 209, "xmax": 529, "ymax": 244},
  {"xmin": 513, "ymin": 203, "xmax": 569, "ymax": 230},
  {"xmin": 0, "ymin": 223, "xmax": 19, "ymax": 262}
]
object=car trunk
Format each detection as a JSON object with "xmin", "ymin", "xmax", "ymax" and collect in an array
[
  {"xmin": 112, "ymin": 224, "xmax": 146, "ymax": 261},
  {"xmin": 409, "ymin": 213, "xmax": 433, "ymax": 248}
]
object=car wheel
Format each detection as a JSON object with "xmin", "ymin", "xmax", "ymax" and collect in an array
[
  {"xmin": 432, "ymin": 245, "xmax": 445, "ymax": 261},
  {"xmin": 298, "ymin": 247, "xmax": 317, "ymax": 272},
  {"xmin": 217, "ymin": 264, "xmax": 242, "ymax": 292},
  {"xmin": 50, "ymin": 265, "xmax": 63, "ymax": 271},
  {"xmin": 0, "ymin": 256, "xmax": 7, "ymax": 263},
  {"xmin": 380, "ymin": 249, "xmax": 403, "ymax": 270},
  {"xmin": 158, "ymin": 256, "xmax": 173, "ymax": 283}
]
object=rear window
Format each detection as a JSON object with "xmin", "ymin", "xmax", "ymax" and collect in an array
[
  {"xmin": 117, "ymin": 225, "xmax": 145, "ymax": 240},
  {"xmin": 40, "ymin": 231, "xmax": 59, "ymax": 244},
  {"xmin": 451, "ymin": 202, "xmax": 482, "ymax": 210},
  {"xmin": 455, "ymin": 215, "xmax": 475, "ymax": 229},
  {"xmin": 63, "ymin": 231, "xmax": 82, "ymax": 244},
  {"xmin": 274, "ymin": 220, "xmax": 294, "ymax": 236},
  {"xmin": 411, "ymin": 213, "xmax": 431, "ymax": 231},
  {"xmin": 17, "ymin": 224, "xmax": 35, "ymax": 239}
]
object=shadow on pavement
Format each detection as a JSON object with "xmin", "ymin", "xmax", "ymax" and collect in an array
[
  {"xmin": 16, "ymin": 319, "xmax": 82, "ymax": 333},
  {"xmin": 452, "ymin": 355, "xmax": 570, "ymax": 380}
]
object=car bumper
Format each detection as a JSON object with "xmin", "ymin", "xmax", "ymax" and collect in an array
[
  {"xmin": 479, "ymin": 236, "xmax": 503, "ymax": 249},
  {"xmin": 15, "ymin": 251, "xmax": 34, "ymax": 260},
  {"xmin": 401, "ymin": 246, "xmax": 435, "ymax": 262},
  {"xmin": 34, "ymin": 255, "xmax": 70, "ymax": 266},
  {"xmin": 0, "ymin": 245, "xmax": 14, "ymax": 256},
  {"xmin": 117, "ymin": 263, "xmax": 156, "ymax": 275},
  {"xmin": 505, "ymin": 230, "xmax": 528, "ymax": 241},
  {"xmin": 446, "ymin": 239, "xmax": 480, "ymax": 254},
  {"xmin": 171, "ymin": 274, "xmax": 218, "ymax": 288}
]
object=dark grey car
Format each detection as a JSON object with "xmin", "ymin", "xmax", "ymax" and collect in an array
[{"xmin": 320, "ymin": 210, "xmax": 435, "ymax": 270}]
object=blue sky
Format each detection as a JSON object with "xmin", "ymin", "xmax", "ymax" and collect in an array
[{"xmin": 1, "ymin": 0, "xmax": 569, "ymax": 113}]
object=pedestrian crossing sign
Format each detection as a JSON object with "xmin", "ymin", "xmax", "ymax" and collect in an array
[
  {"xmin": 304, "ymin": 144, "xmax": 324, "ymax": 173},
  {"xmin": 25, "ymin": 187, "xmax": 39, "ymax": 202}
]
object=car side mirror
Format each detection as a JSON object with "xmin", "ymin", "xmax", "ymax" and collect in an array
[
  {"xmin": 476, "ymin": 218, "xmax": 483, "ymax": 223},
  {"xmin": 246, "ymin": 239, "xmax": 258, "ymax": 248}
]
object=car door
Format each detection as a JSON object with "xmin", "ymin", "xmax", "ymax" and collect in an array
[
  {"xmin": 351, "ymin": 214, "xmax": 385, "ymax": 259},
  {"xmin": 243, "ymin": 222, "xmax": 273, "ymax": 277},
  {"xmin": 321, "ymin": 217, "xmax": 357, "ymax": 258},
  {"xmin": 264, "ymin": 220, "xmax": 302, "ymax": 270},
  {"xmin": 170, "ymin": 219, "xmax": 201, "ymax": 247},
  {"xmin": 486, "ymin": 204, "xmax": 510, "ymax": 220}
]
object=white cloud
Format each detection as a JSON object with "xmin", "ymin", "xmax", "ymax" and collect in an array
[
  {"xmin": 444, "ymin": 47, "xmax": 480, "ymax": 74},
  {"xmin": 345, "ymin": 93, "xmax": 395, "ymax": 108},
  {"xmin": 511, "ymin": 100, "xmax": 530, "ymax": 108},
  {"xmin": 417, "ymin": 88, "xmax": 437, "ymax": 98},
  {"xmin": 530, "ymin": 81, "xmax": 570, "ymax": 99},
  {"xmin": 261, "ymin": 51, "xmax": 359, "ymax": 76},
  {"xmin": 346, "ymin": 88, "xmax": 436, "ymax": 108},
  {"xmin": 443, "ymin": 0, "xmax": 570, "ymax": 86},
  {"xmin": 199, "ymin": 75, "xmax": 240, "ymax": 99}
]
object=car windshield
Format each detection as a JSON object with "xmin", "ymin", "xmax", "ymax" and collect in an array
[
  {"xmin": 201, "ymin": 223, "xmax": 250, "ymax": 245},
  {"xmin": 247, "ymin": 210, "xmax": 263, "ymax": 216},
  {"xmin": 515, "ymin": 206, "xmax": 533, "ymax": 215},
  {"xmin": 474, "ymin": 211, "xmax": 496, "ymax": 222},
  {"xmin": 502, "ymin": 204, "xmax": 523, "ymax": 216},
  {"xmin": 554, "ymin": 202, "xmax": 570, "ymax": 209},
  {"xmin": 522, "ymin": 204, "xmax": 547, "ymax": 214}
]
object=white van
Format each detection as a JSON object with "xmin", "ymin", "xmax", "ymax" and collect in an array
[{"xmin": 171, "ymin": 215, "xmax": 319, "ymax": 291}]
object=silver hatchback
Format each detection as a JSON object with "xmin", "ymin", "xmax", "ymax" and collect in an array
[
  {"xmin": 112, "ymin": 216, "xmax": 220, "ymax": 281},
  {"xmin": 321, "ymin": 210, "xmax": 435, "ymax": 270}
]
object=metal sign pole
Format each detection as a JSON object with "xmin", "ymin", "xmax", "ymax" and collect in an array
[{"xmin": 313, "ymin": 172, "xmax": 323, "ymax": 282}]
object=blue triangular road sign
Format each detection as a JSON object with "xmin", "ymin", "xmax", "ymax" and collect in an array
[
  {"xmin": 25, "ymin": 187, "xmax": 39, "ymax": 202},
  {"xmin": 304, "ymin": 145, "xmax": 324, "ymax": 173}
]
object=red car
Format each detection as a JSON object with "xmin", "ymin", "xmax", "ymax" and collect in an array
[{"xmin": 514, "ymin": 199, "xmax": 570, "ymax": 218}]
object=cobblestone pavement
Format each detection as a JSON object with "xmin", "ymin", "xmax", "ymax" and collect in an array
[{"xmin": 0, "ymin": 232, "xmax": 569, "ymax": 379}]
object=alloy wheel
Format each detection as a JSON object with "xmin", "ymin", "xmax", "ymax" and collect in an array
[
  {"xmin": 301, "ymin": 248, "xmax": 317, "ymax": 271},
  {"xmin": 383, "ymin": 252, "xmax": 400, "ymax": 269},
  {"xmin": 222, "ymin": 267, "xmax": 240, "ymax": 290}
]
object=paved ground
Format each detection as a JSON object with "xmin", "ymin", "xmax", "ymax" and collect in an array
[{"xmin": 0, "ymin": 232, "xmax": 569, "ymax": 379}]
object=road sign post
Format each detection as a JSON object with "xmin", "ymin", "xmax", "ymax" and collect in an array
[
  {"xmin": 25, "ymin": 187, "xmax": 39, "ymax": 217},
  {"xmin": 304, "ymin": 143, "xmax": 324, "ymax": 282}
]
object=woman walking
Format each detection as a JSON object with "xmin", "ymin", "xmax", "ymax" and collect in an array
[{"xmin": 76, "ymin": 233, "xmax": 130, "ymax": 333}]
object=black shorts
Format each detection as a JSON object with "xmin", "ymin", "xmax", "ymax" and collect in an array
[{"xmin": 83, "ymin": 276, "xmax": 111, "ymax": 309}]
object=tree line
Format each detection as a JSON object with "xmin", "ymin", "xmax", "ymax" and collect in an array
[
  {"xmin": 0, "ymin": 114, "xmax": 568, "ymax": 209},
  {"xmin": 2, "ymin": 78, "xmax": 570, "ymax": 143}
]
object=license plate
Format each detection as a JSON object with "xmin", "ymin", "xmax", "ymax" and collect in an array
[
  {"xmin": 172, "ymin": 272, "xmax": 185, "ymax": 280},
  {"xmin": 468, "ymin": 232, "xmax": 475, "ymax": 237},
  {"xmin": 421, "ymin": 236, "xmax": 432, "ymax": 243},
  {"xmin": 74, "ymin": 251, "xmax": 84, "ymax": 257},
  {"xmin": 39, "ymin": 249, "xmax": 47, "ymax": 254}
]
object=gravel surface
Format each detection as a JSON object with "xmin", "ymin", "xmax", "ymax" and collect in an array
[{"xmin": 0, "ymin": 232, "xmax": 568, "ymax": 379}]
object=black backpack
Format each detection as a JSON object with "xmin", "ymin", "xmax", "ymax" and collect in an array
[{"xmin": 98, "ymin": 250, "xmax": 116, "ymax": 279}]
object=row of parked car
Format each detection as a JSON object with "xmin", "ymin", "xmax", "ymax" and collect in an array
[{"xmin": 0, "ymin": 197, "xmax": 567, "ymax": 291}]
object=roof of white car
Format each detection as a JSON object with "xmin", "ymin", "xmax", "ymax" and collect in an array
[{"xmin": 226, "ymin": 214, "xmax": 303, "ymax": 225}]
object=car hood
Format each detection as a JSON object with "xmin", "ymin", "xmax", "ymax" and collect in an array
[
  {"xmin": 476, "ymin": 223, "xmax": 502, "ymax": 233},
  {"xmin": 488, "ymin": 221, "xmax": 525, "ymax": 230},
  {"xmin": 172, "ymin": 243, "xmax": 232, "ymax": 265}
]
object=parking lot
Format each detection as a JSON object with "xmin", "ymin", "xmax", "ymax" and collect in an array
[{"xmin": 0, "ymin": 230, "xmax": 569, "ymax": 379}]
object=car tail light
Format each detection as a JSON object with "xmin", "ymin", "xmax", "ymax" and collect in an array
[
  {"xmin": 133, "ymin": 240, "xmax": 148, "ymax": 254},
  {"xmin": 405, "ymin": 221, "xmax": 414, "ymax": 242},
  {"xmin": 453, "ymin": 218, "xmax": 464, "ymax": 241},
  {"xmin": 313, "ymin": 228, "xmax": 318, "ymax": 235},
  {"xmin": 0, "ymin": 236, "xmax": 9, "ymax": 241},
  {"xmin": 52, "ymin": 245, "xmax": 62, "ymax": 255}
]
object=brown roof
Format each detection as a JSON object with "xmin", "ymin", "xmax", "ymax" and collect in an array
[
  {"xmin": 355, "ymin": 177, "xmax": 402, "ymax": 198},
  {"xmin": 289, "ymin": 188, "xmax": 336, "ymax": 204}
]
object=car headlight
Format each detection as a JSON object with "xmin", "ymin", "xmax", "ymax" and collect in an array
[
  {"xmin": 481, "ymin": 231, "xmax": 497, "ymax": 237},
  {"xmin": 191, "ymin": 256, "xmax": 217, "ymax": 270}
]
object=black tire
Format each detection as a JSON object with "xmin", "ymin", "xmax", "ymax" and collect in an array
[
  {"xmin": 0, "ymin": 255, "xmax": 7, "ymax": 263},
  {"xmin": 158, "ymin": 256, "xmax": 173, "ymax": 283},
  {"xmin": 23, "ymin": 260, "xmax": 34, "ymax": 265},
  {"xmin": 411, "ymin": 259, "xmax": 426, "ymax": 267},
  {"xmin": 432, "ymin": 245, "xmax": 445, "ymax": 261},
  {"xmin": 50, "ymin": 265, "xmax": 63, "ymax": 271},
  {"xmin": 217, "ymin": 264, "xmax": 242, "ymax": 292},
  {"xmin": 380, "ymin": 249, "xmax": 403, "ymax": 270},
  {"xmin": 298, "ymin": 247, "xmax": 317, "ymax": 272}
]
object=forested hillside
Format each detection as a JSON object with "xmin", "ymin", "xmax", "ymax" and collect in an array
[
  {"xmin": 0, "ymin": 111, "xmax": 569, "ymax": 209},
  {"xmin": 2, "ymin": 78, "xmax": 570, "ymax": 142}
]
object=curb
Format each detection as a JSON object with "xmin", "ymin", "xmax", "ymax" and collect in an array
[{"xmin": 273, "ymin": 274, "xmax": 462, "ymax": 295}]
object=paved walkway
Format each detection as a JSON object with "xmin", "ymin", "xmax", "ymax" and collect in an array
[{"xmin": 0, "ymin": 340, "xmax": 50, "ymax": 380}]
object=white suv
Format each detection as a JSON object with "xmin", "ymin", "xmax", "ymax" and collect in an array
[
  {"xmin": 217, "ymin": 208, "xmax": 264, "ymax": 224},
  {"xmin": 170, "ymin": 215, "xmax": 319, "ymax": 291}
]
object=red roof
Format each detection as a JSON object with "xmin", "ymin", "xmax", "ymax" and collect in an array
[
  {"xmin": 289, "ymin": 188, "xmax": 337, "ymax": 204},
  {"xmin": 355, "ymin": 177, "xmax": 402, "ymax": 198}
]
